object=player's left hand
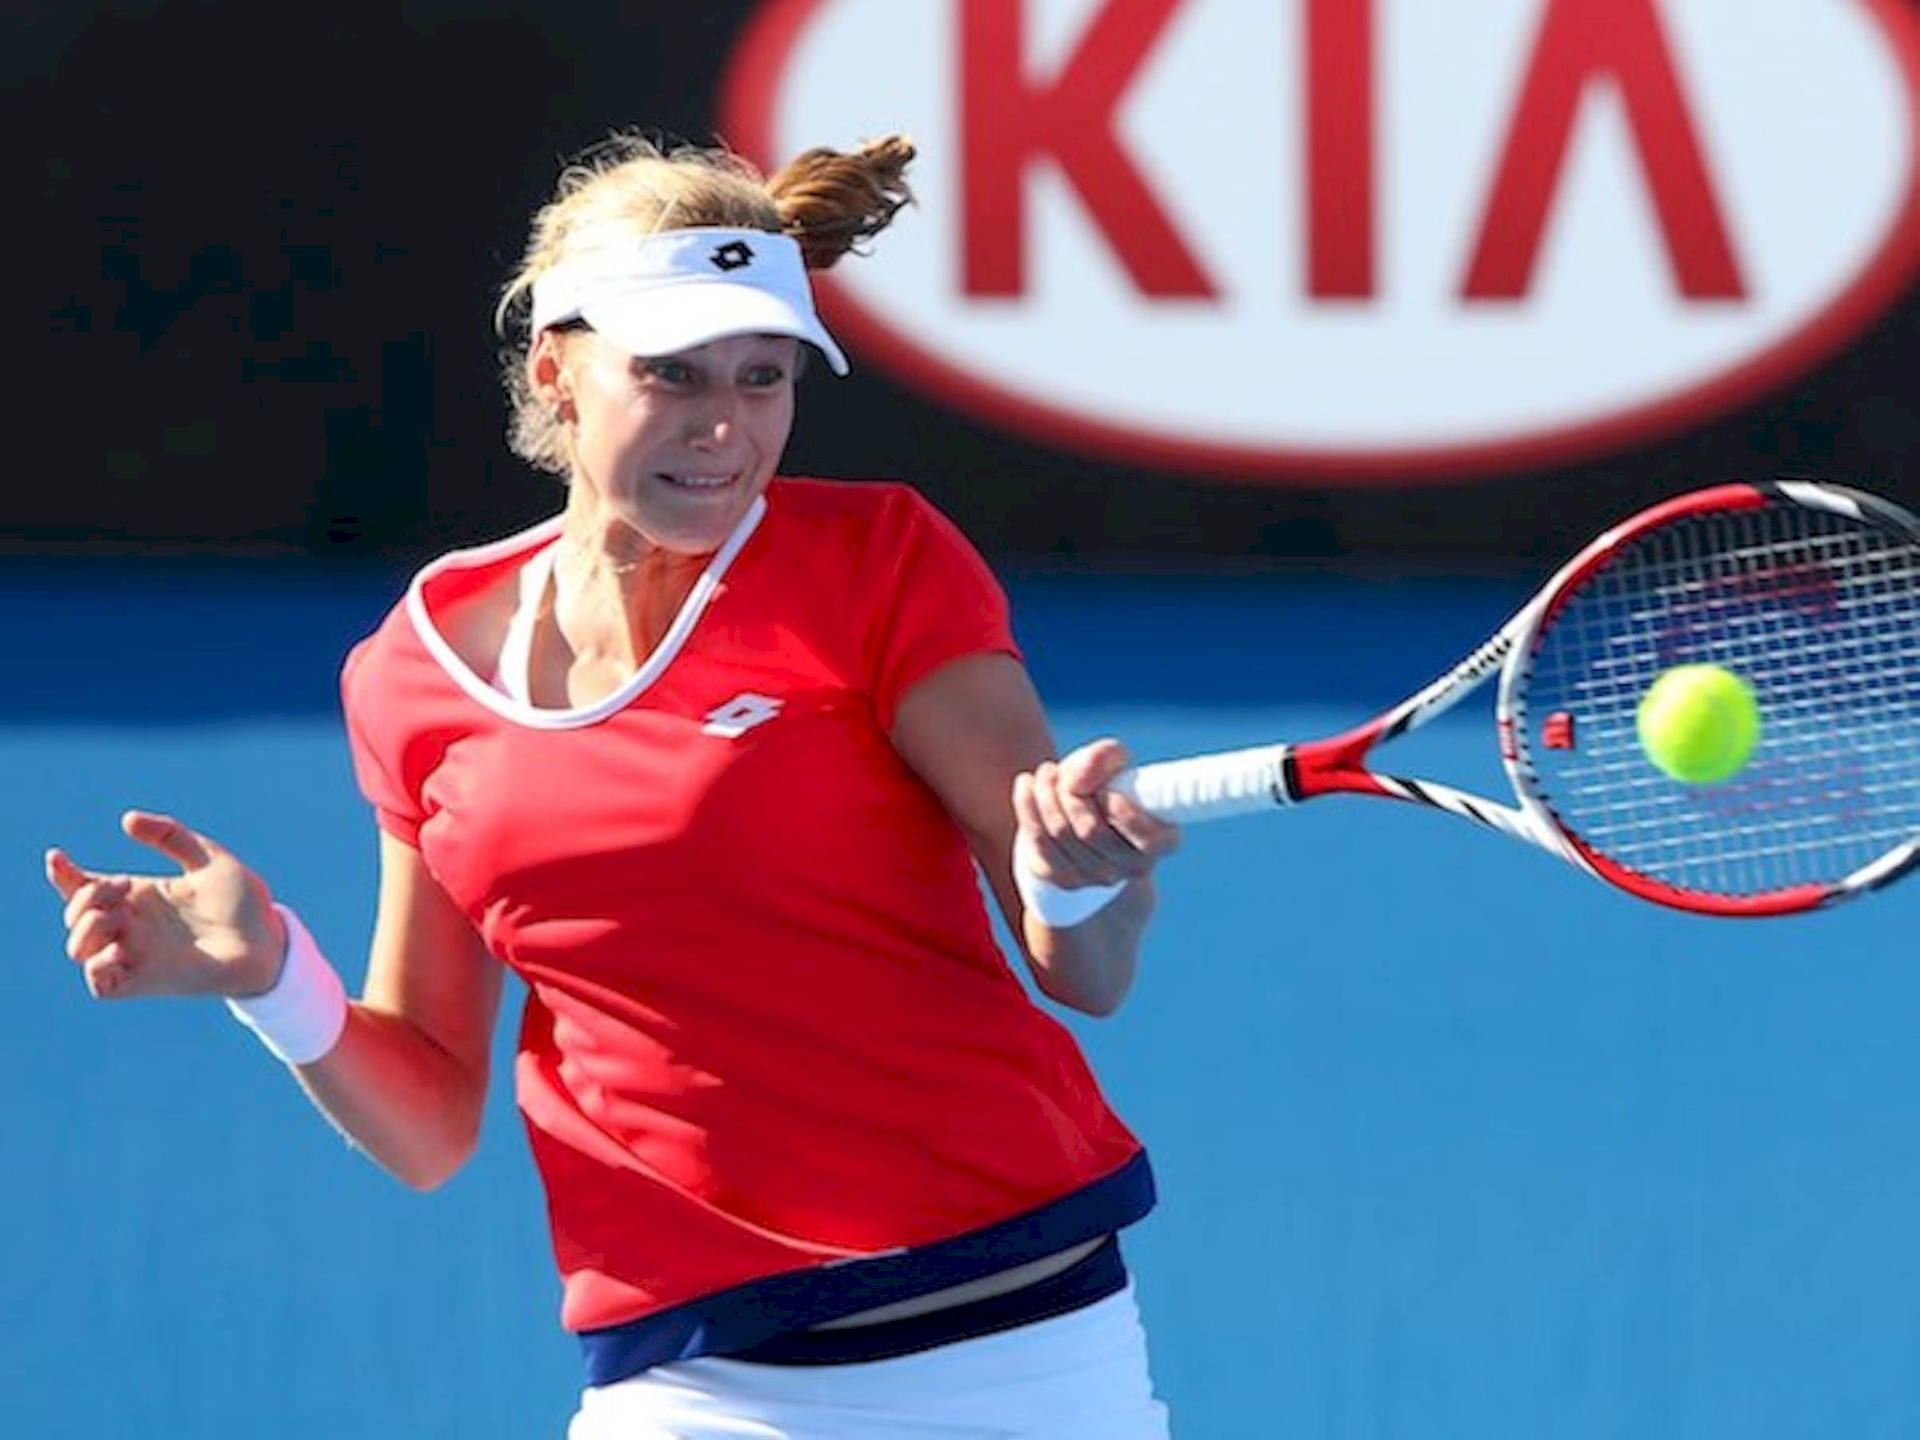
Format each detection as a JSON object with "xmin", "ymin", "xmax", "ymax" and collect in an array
[{"xmin": 1013, "ymin": 737, "xmax": 1180, "ymax": 890}]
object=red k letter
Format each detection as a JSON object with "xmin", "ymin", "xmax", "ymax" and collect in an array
[
  {"xmin": 961, "ymin": 0, "xmax": 1216, "ymax": 298},
  {"xmin": 1462, "ymin": 0, "xmax": 1746, "ymax": 300},
  {"xmin": 1307, "ymin": 0, "xmax": 1375, "ymax": 298}
]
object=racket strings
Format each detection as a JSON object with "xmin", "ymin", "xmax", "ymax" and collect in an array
[{"xmin": 1515, "ymin": 504, "xmax": 1920, "ymax": 898}]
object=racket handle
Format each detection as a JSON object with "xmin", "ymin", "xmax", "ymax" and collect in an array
[{"xmin": 1111, "ymin": 744, "xmax": 1296, "ymax": 823}]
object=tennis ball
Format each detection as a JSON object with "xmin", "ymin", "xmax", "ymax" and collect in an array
[{"xmin": 1635, "ymin": 664, "xmax": 1760, "ymax": 784}]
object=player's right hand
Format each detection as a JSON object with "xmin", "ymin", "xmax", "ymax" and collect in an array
[{"xmin": 44, "ymin": 811, "xmax": 287, "ymax": 1002}]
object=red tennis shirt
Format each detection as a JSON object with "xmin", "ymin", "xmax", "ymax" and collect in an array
[{"xmin": 340, "ymin": 478, "xmax": 1151, "ymax": 1348}]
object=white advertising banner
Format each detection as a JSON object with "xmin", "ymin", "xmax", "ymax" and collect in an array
[{"xmin": 722, "ymin": 0, "xmax": 1920, "ymax": 481}]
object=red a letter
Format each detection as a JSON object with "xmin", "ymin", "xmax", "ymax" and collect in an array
[
  {"xmin": 1306, "ymin": 0, "xmax": 1375, "ymax": 298},
  {"xmin": 1462, "ymin": 0, "xmax": 1746, "ymax": 300},
  {"xmin": 961, "ymin": 0, "xmax": 1216, "ymax": 298}
]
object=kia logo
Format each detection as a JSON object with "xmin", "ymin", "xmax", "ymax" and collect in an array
[{"xmin": 721, "ymin": 0, "xmax": 1920, "ymax": 482}]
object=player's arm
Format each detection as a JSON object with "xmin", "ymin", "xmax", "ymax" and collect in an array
[
  {"xmin": 291, "ymin": 829, "xmax": 502, "ymax": 1190},
  {"xmin": 889, "ymin": 652, "xmax": 1177, "ymax": 1017},
  {"xmin": 48, "ymin": 813, "xmax": 499, "ymax": 1191}
]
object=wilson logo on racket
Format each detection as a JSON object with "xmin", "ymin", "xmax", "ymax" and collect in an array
[
  {"xmin": 721, "ymin": 0, "xmax": 1920, "ymax": 481},
  {"xmin": 1106, "ymin": 480, "xmax": 1920, "ymax": 917},
  {"xmin": 1655, "ymin": 563, "xmax": 1840, "ymax": 667}
]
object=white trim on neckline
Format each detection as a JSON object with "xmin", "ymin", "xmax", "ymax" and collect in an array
[{"xmin": 404, "ymin": 495, "xmax": 767, "ymax": 730}]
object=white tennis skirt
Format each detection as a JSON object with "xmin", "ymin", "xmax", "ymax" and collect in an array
[{"xmin": 566, "ymin": 1280, "xmax": 1172, "ymax": 1439}]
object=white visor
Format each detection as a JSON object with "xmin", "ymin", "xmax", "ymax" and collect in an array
[{"xmin": 528, "ymin": 227, "xmax": 848, "ymax": 375}]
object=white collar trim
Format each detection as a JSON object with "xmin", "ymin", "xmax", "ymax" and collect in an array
[{"xmin": 404, "ymin": 495, "xmax": 767, "ymax": 730}]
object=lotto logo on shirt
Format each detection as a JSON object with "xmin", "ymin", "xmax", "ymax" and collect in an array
[
  {"xmin": 703, "ymin": 693, "xmax": 786, "ymax": 738},
  {"xmin": 720, "ymin": 0, "xmax": 1920, "ymax": 482}
]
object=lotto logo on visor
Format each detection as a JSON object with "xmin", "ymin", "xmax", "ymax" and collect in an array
[{"xmin": 530, "ymin": 227, "xmax": 849, "ymax": 373}]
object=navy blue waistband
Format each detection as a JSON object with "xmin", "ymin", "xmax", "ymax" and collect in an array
[
  {"xmin": 579, "ymin": 1149, "xmax": 1155, "ymax": 1385},
  {"xmin": 727, "ymin": 1233, "xmax": 1126, "ymax": 1366}
]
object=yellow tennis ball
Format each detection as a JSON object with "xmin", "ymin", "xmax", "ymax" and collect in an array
[{"xmin": 1636, "ymin": 664, "xmax": 1761, "ymax": 784}]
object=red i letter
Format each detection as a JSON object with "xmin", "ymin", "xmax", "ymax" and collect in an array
[
  {"xmin": 1462, "ymin": 0, "xmax": 1746, "ymax": 300},
  {"xmin": 1306, "ymin": 0, "xmax": 1375, "ymax": 298},
  {"xmin": 961, "ymin": 0, "xmax": 1216, "ymax": 298}
]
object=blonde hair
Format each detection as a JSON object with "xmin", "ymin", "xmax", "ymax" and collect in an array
[{"xmin": 497, "ymin": 133, "xmax": 916, "ymax": 476}]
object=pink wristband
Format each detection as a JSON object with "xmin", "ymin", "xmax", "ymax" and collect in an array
[
  {"xmin": 1013, "ymin": 860, "xmax": 1127, "ymax": 928},
  {"xmin": 224, "ymin": 904, "xmax": 348, "ymax": 1066}
]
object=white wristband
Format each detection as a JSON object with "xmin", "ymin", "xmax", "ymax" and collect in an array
[
  {"xmin": 225, "ymin": 904, "xmax": 349, "ymax": 1066},
  {"xmin": 1014, "ymin": 860, "xmax": 1127, "ymax": 929}
]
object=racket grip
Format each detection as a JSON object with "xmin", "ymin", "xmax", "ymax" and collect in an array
[{"xmin": 1111, "ymin": 744, "xmax": 1296, "ymax": 823}]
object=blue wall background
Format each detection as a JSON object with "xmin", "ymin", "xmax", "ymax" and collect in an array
[{"xmin": 7, "ymin": 562, "xmax": 1917, "ymax": 1438}]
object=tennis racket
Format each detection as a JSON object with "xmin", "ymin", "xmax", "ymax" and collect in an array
[{"xmin": 1111, "ymin": 479, "xmax": 1920, "ymax": 917}]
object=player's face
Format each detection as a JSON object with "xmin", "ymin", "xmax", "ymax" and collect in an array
[{"xmin": 564, "ymin": 330, "xmax": 800, "ymax": 555}]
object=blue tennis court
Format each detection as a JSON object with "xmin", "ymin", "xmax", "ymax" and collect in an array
[{"xmin": 7, "ymin": 564, "xmax": 1917, "ymax": 1437}]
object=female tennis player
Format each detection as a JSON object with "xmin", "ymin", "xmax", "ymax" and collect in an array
[{"xmin": 45, "ymin": 132, "xmax": 1178, "ymax": 1438}]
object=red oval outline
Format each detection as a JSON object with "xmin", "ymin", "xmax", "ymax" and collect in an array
[{"xmin": 720, "ymin": 0, "xmax": 1920, "ymax": 485}]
